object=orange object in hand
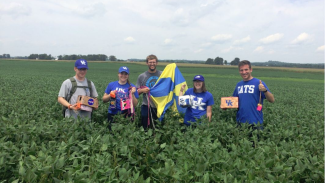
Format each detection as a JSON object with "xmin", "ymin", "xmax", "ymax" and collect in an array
[
  {"xmin": 75, "ymin": 102, "xmax": 82, "ymax": 110},
  {"xmin": 110, "ymin": 91, "xmax": 116, "ymax": 98}
]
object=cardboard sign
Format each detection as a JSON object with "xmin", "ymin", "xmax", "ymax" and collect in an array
[
  {"xmin": 77, "ymin": 95, "xmax": 98, "ymax": 108},
  {"xmin": 220, "ymin": 97, "xmax": 238, "ymax": 109}
]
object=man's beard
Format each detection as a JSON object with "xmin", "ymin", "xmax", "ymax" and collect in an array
[{"xmin": 149, "ymin": 66, "xmax": 156, "ymax": 72}]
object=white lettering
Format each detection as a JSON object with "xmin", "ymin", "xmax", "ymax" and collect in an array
[
  {"xmin": 190, "ymin": 95, "xmax": 206, "ymax": 110},
  {"xmin": 238, "ymin": 85, "xmax": 255, "ymax": 94}
]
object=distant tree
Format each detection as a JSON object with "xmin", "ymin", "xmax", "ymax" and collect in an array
[
  {"xmin": 3, "ymin": 54, "xmax": 11, "ymax": 58},
  {"xmin": 214, "ymin": 57, "xmax": 224, "ymax": 65},
  {"xmin": 205, "ymin": 58, "xmax": 214, "ymax": 64},
  {"xmin": 224, "ymin": 60, "xmax": 227, "ymax": 65},
  {"xmin": 109, "ymin": 55, "xmax": 117, "ymax": 61},
  {"xmin": 28, "ymin": 54, "xmax": 38, "ymax": 59},
  {"xmin": 230, "ymin": 57, "xmax": 240, "ymax": 65},
  {"xmin": 213, "ymin": 57, "xmax": 219, "ymax": 65}
]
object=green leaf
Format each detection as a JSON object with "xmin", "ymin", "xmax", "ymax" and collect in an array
[
  {"xmin": 160, "ymin": 143, "xmax": 166, "ymax": 149},
  {"xmin": 19, "ymin": 166, "xmax": 26, "ymax": 176},
  {"xmin": 101, "ymin": 144, "xmax": 108, "ymax": 151},
  {"xmin": 56, "ymin": 156, "xmax": 65, "ymax": 169}
]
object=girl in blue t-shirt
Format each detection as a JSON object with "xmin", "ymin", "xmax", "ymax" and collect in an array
[
  {"xmin": 179, "ymin": 75, "xmax": 214, "ymax": 126},
  {"xmin": 102, "ymin": 66, "xmax": 139, "ymax": 129}
]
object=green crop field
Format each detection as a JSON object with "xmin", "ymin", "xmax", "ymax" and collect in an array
[{"xmin": 0, "ymin": 59, "xmax": 324, "ymax": 182}]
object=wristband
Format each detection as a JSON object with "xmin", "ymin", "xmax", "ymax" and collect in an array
[{"xmin": 263, "ymin": 90, "xmax": 268, "ymax": 93}]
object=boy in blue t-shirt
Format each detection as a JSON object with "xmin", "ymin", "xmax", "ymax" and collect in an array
[{"xmin": 232, "ymin": 60, "xmax": 275, "ymax": 126}]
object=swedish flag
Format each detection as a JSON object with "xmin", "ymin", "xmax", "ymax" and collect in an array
[{"xmin": 150, "ymin": 63, "xmax": 188, "ymax": 121}]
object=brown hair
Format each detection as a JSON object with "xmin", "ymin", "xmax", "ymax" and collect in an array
[
  {"xmin": 146, "ymin": 54, "xmax": 158, "ymax": 63},
  {"xmin": 238, "ymin": 60, "xmax": 251, "ymax": 69},
  {"xmin": 127, "ymin": 79, "xmax": 131, "ymax": 86},
  {"xmin": 194, "ymin": 82, "xmax": 207, "ymax": 93}
]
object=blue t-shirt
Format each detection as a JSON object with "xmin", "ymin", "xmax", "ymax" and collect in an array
[
  {"xmin": 183, "ymin": 88, "xmax": 214, "ymax": 126},
  {"xmin": 232, "ymin": 78, "xmax": 271, "ymax": 124},
  {"xmin": 105, "ymin": 81, "xmax": 139, "ymax": 114}
]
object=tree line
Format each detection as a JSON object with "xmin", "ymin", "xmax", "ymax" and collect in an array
[
  {"xmin": 2, "ymin": 53, "xmax": 324, "ymax": 69},
  {"xmin": 205, "ymin": 57, "xmax": 240, "ymax": 65},
  {"xmin": 25, "ymin": 54, "xmax": 119, "ymax": 61}
]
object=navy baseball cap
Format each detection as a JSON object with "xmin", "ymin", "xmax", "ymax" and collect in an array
[
  {"xmin": 193, "ymin": 75, "xmax": 204, "ymax": 82},
  {"xmin": 75, "ymin": 59, "xmax": 89, "ymax": 70},
  {"xmin": 119, "ymin": 66, "xmax": 129, "ymax": 74}
]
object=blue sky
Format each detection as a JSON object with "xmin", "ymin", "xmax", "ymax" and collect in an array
[{"xmin": 0, "ymin": 0, "xmax": 324, "ymax": 63}]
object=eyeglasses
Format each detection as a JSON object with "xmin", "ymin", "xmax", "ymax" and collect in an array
[{"xmin": 148, "ymin": 62, "xmax": 157, "ymax": 65}]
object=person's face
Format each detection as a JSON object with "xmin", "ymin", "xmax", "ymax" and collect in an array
[
  {"xmin": 239, "ymin": 64, "xmax": 252, "ymax": 81},
  {"xmin": 118, "ymin": 72, "xmax": 129, "ymax": 82},
  {"xmin": 147, "ymin": 59, "xmax": 157, "ymax": 72},
  {"xmin": 193, "ymin": 80, "xmax": 203, "ymax": 90},
  {"xmin": 75, "ymin": 67, "xmax": 87, "ymax": 79}
]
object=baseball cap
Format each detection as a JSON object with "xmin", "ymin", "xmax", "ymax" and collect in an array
[
  {"xmin": 75, "ymin": 59, "xmax": 89, "ymax": 70},
  {"xmin": 193, "ymin": 75, "xmax": 204, "ymax": 82},
  {"xmin": 119, "ymin": 66, "xmax": 129, "ymax": 74}
]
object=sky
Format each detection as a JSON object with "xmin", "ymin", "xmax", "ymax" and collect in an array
[{"xmin": 0, "ymin": 0, "xmax": 324, "ymax": 63}]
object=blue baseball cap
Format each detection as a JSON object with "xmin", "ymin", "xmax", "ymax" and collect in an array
[
  {"xmin": 75, "ymin": 59, "xmax": 89, "ymax": 70},
  {"xmin": 193, "ymin": 75, "xmax": 204, "ymax": 82},
  {"xmin": 119, "ymin": 66, "xmax": 129, "ymax": 74}
]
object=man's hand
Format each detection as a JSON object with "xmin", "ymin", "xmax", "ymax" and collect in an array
[
  {"xmin": 70, "ymin": 103, "xmax": 79, "ymax": 111},
  {"xmin": 141, "ymin": 88, "xmax": 150, "ymax": 94},
  {"xmin": 259, "ymin": 80, "xmax": 267, "ymax": 92}
]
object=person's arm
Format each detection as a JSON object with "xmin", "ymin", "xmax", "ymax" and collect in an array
[
  {"xmin": 264, "ymin": 91, "xmax": 275, "ymax": 103},
  {"xmin": 206, "ymin": 105, "xmax": 212, "ymax": 122},
  {"xmin": 178, "ymin": 84, "xmax": 186, "ymax": 105},
  {"xmin": 58, "ymin": 96, "xmax": 78, "ymax": 110},
  {"xmin": 259, "ymin": 80, "xmax": 275, "ymax": 103},
  {"xmin": 102, "ymin": 93, "xmax": 110, "ymax": 103},
  {"xmin": 138, "ymin": 88, "xmax": 150, "ymax": 95}
]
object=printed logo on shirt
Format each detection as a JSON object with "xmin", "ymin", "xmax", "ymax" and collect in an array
[
  {"xmin": 190, "ymin": 96, "xmax": 206, "ymax": 110},
  {"xmin": 114, "ymin": 87, "xmax": 128, "ymax": 98},
  {"xmin": 115, "ymin": 87, "xmax": 126, "ymax": 93},
  {"xmin": 146, "ymin": 76, "xmax": 159, "ymax": 88},
  {"xmin": 238, "ymin": 85, "xmax": 255, "ymax": 94}
]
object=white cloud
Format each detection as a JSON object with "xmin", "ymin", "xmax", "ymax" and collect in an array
[
  {"xmin": 254, "ymin": 46, "xmax": 264, "ymax": 52},
  {"xmin": 0, "ymin": 0, "xmax": 324, "ymax": 63},
  {"xmin": 267, "ymin": 50, "xmax": 275, "ymax": 54},
  {"xmin": 164, "ymin": 38, "xmax": 173, "ymax": 45},
  {"xmin": 291, "ymin": 33, "xmax": 312, "ymax": 44},
  {"xmin": 234, "ymin": 36, "xmax": 251, "ymax": 45},
  {"xmin": 222, "ymin": 46, "xmax": 243, "ymax": 53},
  {"xmin": 211, "ymin": 34, "xmax": 232, "ymax": 42},
  {"xmin": 316, "ymin": 45, "xmax": 324, "ymax": 52},
  {"xmin": 259, "ymin": 33, "xmax": 284, "ymax": 44},
  {"xmin": 194, "ymin": 49, "xmax": 203, "ymax": 53},
  {"xmin": 69, "ymin": 2, "xmax": 106, "ymax": 17},
  {"xmin": 0, "ymin": 2, "xmax": 31, "ymax": 18},
  {"xmin": 200, "ymin": 42, "xmax": 212, "ymax": 47},
  {"xmin": 124, "ymin": 37, "xmax": 135, "ymax": 43}
]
